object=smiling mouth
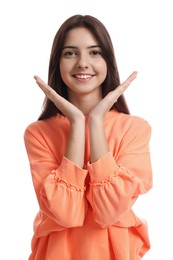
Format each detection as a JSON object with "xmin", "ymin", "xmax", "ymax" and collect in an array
[{"xmin": 73, "ymin": 74, "xmax": 93, "ymax": 79}]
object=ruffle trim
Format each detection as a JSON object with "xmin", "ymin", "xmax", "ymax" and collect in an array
[
  {"xmin": 89, "ymin": 166, "xmax": 124, "ymax": 187},
  {"xmin": 50, "ymin": 170, "xmax": 86, "ymax": 192}
]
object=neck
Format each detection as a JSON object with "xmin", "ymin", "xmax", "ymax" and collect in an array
[{"xmin": 68, "ymin": 91, "xmax": 102, "ymax": 115}]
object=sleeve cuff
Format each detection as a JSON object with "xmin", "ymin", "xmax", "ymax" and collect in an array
[
  {"xmin": 87, "ymin": 152, "xmax": 119, "ymax": 183},
  {"xmin": 53, "ymin": 156, "xmax": 88, "ymax": 188}
]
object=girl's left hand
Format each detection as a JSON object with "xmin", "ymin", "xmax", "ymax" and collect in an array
[{"xmin": 89, "ymin": 71, "xmax": 138, "ymax": 118}]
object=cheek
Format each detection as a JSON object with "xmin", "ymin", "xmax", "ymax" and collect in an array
[
  {"xmin": 59, "ymin": 61, "xmax": 71, "ymax": 83},
  {"xmin": 59, "ymin": 60, "xmax": 67, "ymax": 75},
  {"xmin": 99, "ymin": 62, "xmax": 107, "ymax": 80}
]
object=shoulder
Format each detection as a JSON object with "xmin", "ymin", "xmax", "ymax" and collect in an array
[
  {"xmin": 24, "ymin": 116, "xmax": 57, "ymax": 140},
  {"xmin": 110, "ymin": 110, "xmax": 151, "ymax": 128},
  {"xmin": 108, "ymin": 110, "xmax": 151, "ymax": 138},
  {"xmin": 24, "ymin": 114, "xmax": 70, "ymax": 142},
  {"xmin": 122, "ymin": 113, "xmax": 151, "ymax": 130},
  {"xmin": 118, "ymin": 113, "xmax": 152, "ymax": 142}
]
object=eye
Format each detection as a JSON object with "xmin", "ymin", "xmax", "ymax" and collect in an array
[
  {"xmin": 90, "ymin": 49, "xmax": 102, "ymax": 57},
  {"xmin": 63, "ymin": 50, "xmax": 77, "ymax": 57}
]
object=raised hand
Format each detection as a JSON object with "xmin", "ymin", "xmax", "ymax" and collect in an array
[
  {"xmin": 34, "ymin": 76, "xmax": 85, "ymax": 123},
  {"xmin": 89, "ymin": 71, "xmax": 137, "ymax": 118},
  {"xmin": 88, "ymin": 71, "xmax": 138, "ymax": 163},
  {"xmin": 34, "ymin": 75, "xmax": 85, "ymax": 168}
]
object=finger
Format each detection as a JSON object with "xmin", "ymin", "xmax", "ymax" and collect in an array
[
  {"xmin": 116, "ymin": 71, "xmax": 138, "ymax": 97},
  {"xmin": 34, "ymin": 75, "xmax": 56, "ymax": 101},
  {"xmin": 126, "ymin": 71, "xmax": 138, "ymax": 81},
  {"xmin": 34, "ymin": 76, "xmax": 50, "ymax": 92},
  {"xmin": 34, "ymin": 75, "xmax": 68, "ymax": 114},
  {"xmin": 121, "ymin": 71, "xmax": 138, "ymax": 89}
]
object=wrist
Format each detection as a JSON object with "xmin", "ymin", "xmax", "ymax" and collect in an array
[
  {"xmin": 70, "ymin": 114, "xmax": 85, "ymax": 125},
  {"xmin": 88, "ymin": 114, "xmax": 104, "ymax": 128}
]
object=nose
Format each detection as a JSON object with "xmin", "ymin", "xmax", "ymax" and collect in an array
[{"xmin": 77, "ymin": 53, "xmax": 89, "ymax": 69}]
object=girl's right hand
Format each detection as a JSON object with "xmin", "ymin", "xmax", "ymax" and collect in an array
[{"xmin": 34, "ymin": 76, "xmax": 85, "ymax": 123}]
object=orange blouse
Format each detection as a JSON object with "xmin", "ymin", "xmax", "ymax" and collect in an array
[{"xmin": 24, "ymin": 110, "xmax": 153, "ymax": 260}]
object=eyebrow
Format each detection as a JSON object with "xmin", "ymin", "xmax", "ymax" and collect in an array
[{"xmin": 62, "ymin": 45, "xmax": 102, "ymax": 50}]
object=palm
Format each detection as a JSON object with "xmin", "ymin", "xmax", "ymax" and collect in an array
[
  {"xmin": 34, "ymin": 76, "xmax": 84, "ymax": 122},
  {"xmin": 89, "ymin": 71, "xmax": 137, "ymax": 117}
]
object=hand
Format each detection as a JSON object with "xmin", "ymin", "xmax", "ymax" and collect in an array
[
  {"xmin": 88, "ymin": 71, "xmax": 138, "ymax": 163},
  {"xmin": 89, "ymin": 71, "xmax": 138, "ymax": 118},
  {"xmin": 34, "ymin": 76, "xmax": 85, "ymax": 122}
]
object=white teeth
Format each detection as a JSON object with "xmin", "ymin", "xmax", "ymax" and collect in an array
[{"xmin": 75, "ymin": 75, "xmax": 91, "ymax": 79}]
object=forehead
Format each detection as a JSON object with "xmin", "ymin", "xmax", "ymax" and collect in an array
[{"xmin": 63, "ymin": 27, "xmax": 99, "ymax": 46}]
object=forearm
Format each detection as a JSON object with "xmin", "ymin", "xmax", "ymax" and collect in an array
[
  {"xmin": 89, "ymin": 115, "xmax": 109, "ymax": 163},
  {"xmin": 40, "ymin": 158, "xmax": 88, "ymax": 228},
  {"xmin": 65, "ymin": 118, "xmax": 85, "ymax": 168}
]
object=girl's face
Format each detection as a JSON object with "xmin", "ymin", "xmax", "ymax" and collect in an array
[{"xmin": 60, "ymin": 27, "xmax": 107, "ymax": 101}]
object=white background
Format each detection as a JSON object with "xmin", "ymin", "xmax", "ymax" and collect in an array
[{"xmin": 1, "ymin": 0, "xmax": 172, "ymax": 259}]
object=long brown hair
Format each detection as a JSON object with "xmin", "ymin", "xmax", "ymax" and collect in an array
[{"xmin": 38, "ymin": 14, "xmax": 130, "ymax": 120}]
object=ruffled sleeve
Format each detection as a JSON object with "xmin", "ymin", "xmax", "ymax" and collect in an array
[
  {"xmin": 24, "ymin": 124, "xmax": 88, "ymax": 232},
  {"xmin": 40, "ymin": 156, "xmax": 88, "ymax": 227},
  {"xmin": 86, "ymin": 119, "xmax": 152, "ymax": 228}
]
